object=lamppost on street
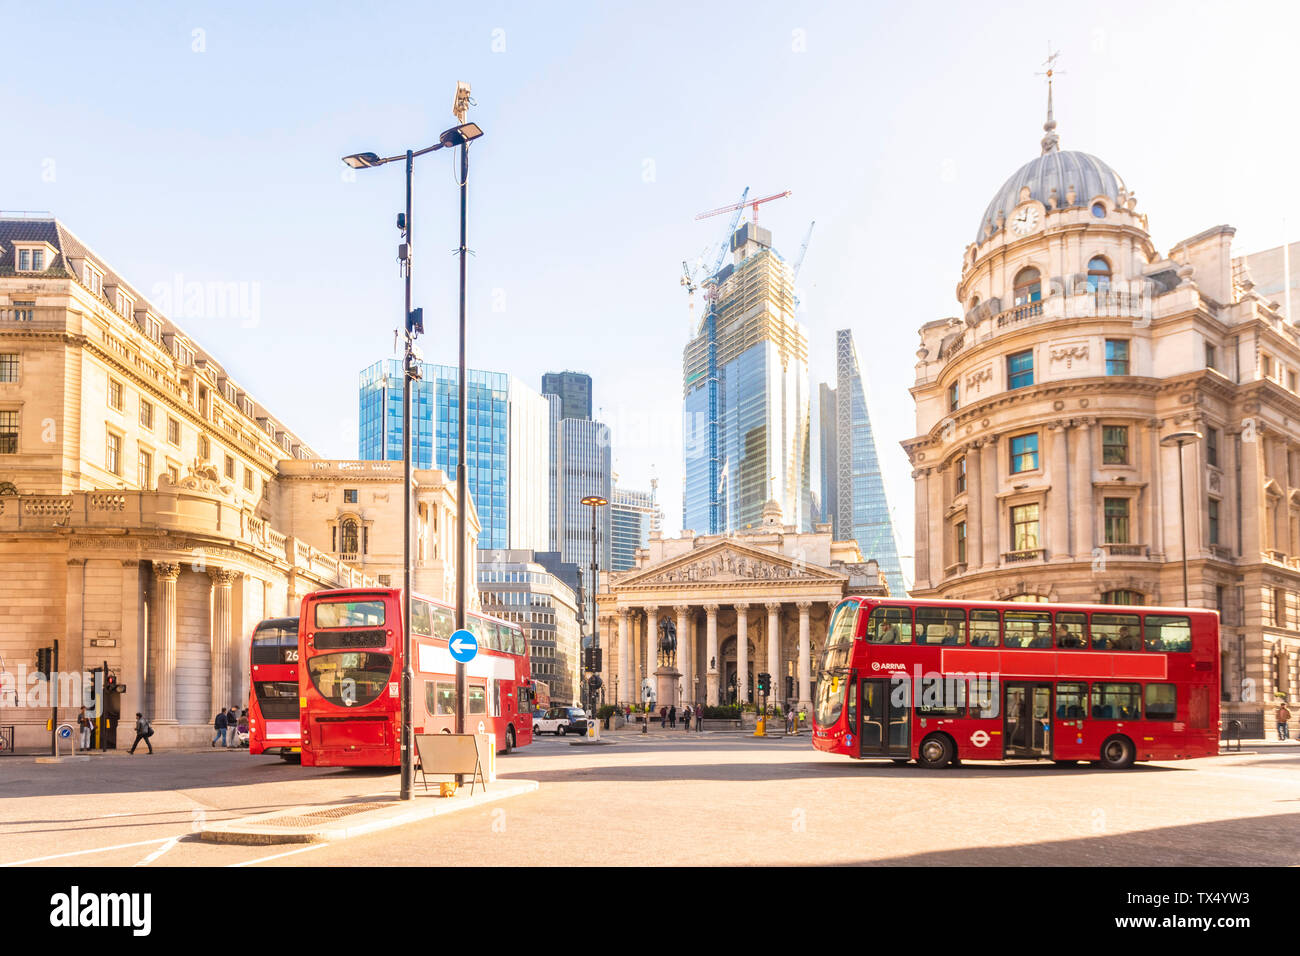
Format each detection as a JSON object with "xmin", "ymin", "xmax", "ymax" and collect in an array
[
  {"xmin": 1160, "ymin": 430, "xmax": 1203, "ymax": 607},
  {"xmin": 341, "ymin": 92, "xmax": 483, "ymax": 802},
  {"xmin": 580, "ymin": 494, "xmax": 607, "ymax": 717}
]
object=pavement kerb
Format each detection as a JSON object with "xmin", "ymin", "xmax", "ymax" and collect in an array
[{"xmin": 198, "ymin": 779, "xmax": 539, "ymax": 846}]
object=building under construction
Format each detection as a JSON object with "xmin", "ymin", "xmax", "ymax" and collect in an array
[{"xmin": 683, "ymin": 221, "xmax": 812, "ymax": 533}]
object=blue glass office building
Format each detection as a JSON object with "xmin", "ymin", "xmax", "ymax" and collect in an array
[
  {"xmin": 833, "ymin": 329, "xmax": 906, "ymax": 594},
  {"xmin": 359, "ymin": 360, "xmax": 510, "ymax": 550}
]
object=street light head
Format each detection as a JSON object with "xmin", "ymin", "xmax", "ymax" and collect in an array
[
  {"xmin": 342, "ymin": 151, "xmax": 383, "ymax": 169},
  {"xmin": 1160, "ymin": 430, "xmax": 1203, "ymax": 447},
  {"xmin": 581, "ymin": 495, "xmax": 608, "ymax": 508},
  {"xmin": 439, "ymin": 122, "xmax": 484, "ymax": 149}
]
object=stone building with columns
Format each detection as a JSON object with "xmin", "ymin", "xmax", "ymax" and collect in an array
[
  {"xmin": 595, "ymin": 500, "xmax": 887, "ymax": 711},
  {"xmin": 904, "ymin": 98, "xmax": 1300, "ymax": 731},
  {"xmin": 0, "ymin": 216, "xmax": 474, "ymax": 748}
]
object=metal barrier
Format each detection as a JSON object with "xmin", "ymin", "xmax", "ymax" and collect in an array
[
  {"xmin": 1221, "ymin": 710, "xmax": 1264, "ymax": 740},
  {"xmin": 0, "ymin": 724, "xmax": 12, "ymax": 754},
  {"xmin": 1222, "ymin": 719, "xmax": 1243, "ymax": 752}
]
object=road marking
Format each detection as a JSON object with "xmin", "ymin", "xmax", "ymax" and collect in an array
[
  {"xmin": 1, "ymin": 837, "xmax": 172, "ymax": 867},
  {"xmin": 133, "ymin": 836, "xmax": 180, "ymax": 867},
  {"xmin": 229, "ymin": 843, "xmax": 330, "ymax": 867}
]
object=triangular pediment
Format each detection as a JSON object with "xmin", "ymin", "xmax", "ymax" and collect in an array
[{"xmin": 615, "ymin": 539, "xmax": 846, "ymax": 588}]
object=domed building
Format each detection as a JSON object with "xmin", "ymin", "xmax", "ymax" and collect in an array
[{"xmin": 905, "ymin": 91, "xmax": 1300, "ymax": 734}]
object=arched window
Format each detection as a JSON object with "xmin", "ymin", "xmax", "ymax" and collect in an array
[
  {"xmin": 339, "ymin": 518, "xmax": 359, "ymax": 555},
  {"xmin": 1101, "ymin": 589, "xmax": 1143, "ymax": 606},
  {"xmin": 1087, "ymin": 256, "xmax": 1112, "ymax": 292},
  {"xmin": 1013, "ymin": 267, "xmax": 1041, "ymax": 306}
]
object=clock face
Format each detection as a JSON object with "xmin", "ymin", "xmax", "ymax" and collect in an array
[{"xmin": 1010, "ymin": 205, "xmax": 1041, "ymax": 236}]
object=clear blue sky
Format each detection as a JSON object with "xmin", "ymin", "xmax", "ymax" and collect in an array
[{"xmin": 3, "ymin": 0, "xmax": 1296, "ymax": 581}]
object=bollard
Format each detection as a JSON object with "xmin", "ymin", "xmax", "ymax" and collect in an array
[{"xmin": 754, "ymin": 715, "xmax": 766, "ymax": 738}]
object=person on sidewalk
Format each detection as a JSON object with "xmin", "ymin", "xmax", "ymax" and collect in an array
[
  {"xmin": 669, "ymin": 704, "xmax": 677, "ymax": 728},
  {"xmin": 1278, "ymin": 700, "xmax": 1292, "ymax": 741},
  {"xmin": 77, "ymin": 705, "xmax": 92, "ymax": 750},
  {"xmin": 226, "ymin": 707, "xmax": 239, "ymax": 746},
  {"xmin": 660, "ymin": 705, "xmax": 668, "ymax": 729},
  {"xmin": 129, "ymin": 713, "xmax": 154, "ymax": 754},
  {"xmin": 212, "ymin": 709, "xmax": 228, "ymax": 747},
  {"xmin": 682, "ymin": 704, "xmax": 692, "ymax": 733},
  {"xmin": 696, "ymin": 706, "xmax": 704, "ymax": 732}
]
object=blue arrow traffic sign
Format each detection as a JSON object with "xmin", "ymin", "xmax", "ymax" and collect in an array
[{"xmin": 449, "ymin": 629, "xmax": 478, "ymax": 664}]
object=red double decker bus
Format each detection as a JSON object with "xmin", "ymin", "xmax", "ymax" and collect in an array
[
  {"xmin": 298, "ymin": 587, "xmax": 534, "ymax": 768},
  {"xmin": 247, "ymin": 617, "xmax": 302, "ymax": 760},
  {"xmin": 812, "ymin": 597, "xmax": 1219, "ymax": 769}
]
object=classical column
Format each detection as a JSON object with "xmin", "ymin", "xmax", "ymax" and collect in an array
[
  {"xmin": 1048, "ymin": 422, "xmax": 1069, "ymax": 561},
  {"xmin": 208, "ymin": 568, "xmax": 237, "ymax": 716},
  {"xmin": 966, "ymin": 442, "xmax": 984, "ymax": 570},
  {"xmin": 617, "ymin": 608, "xmax": 630, "ymax": 706},
  {"xmin": 644, "ymin": 606, "xmax": 659, "ymax": 700},
  {"xmin": 152, "ymin": 563, "xmax": 181, "ymax": 724},
  {"xmin": 735, "ymin": 603, "xmax": 750, "ymax": 705},
  {"xmin": 981, "ymin": 436, "xmax": 999, "ymax": 568},
  {"xmin": 705, "ymin": 604, "xmax": 720, "ymax": 705},
  {"xmin": 1072, "ymin": 419, "xmax": 1094, "ymax": 560},
  {"xmin": 797, "ymin": 601, "xmax": 813, "ymax": 710},
  {"xmin": 766, "ymin": 601, "xmax": 782, "ymax": 705},
  {"xmin": 675, "ymin": 605, "xmax": 691, "ymax": 704}
]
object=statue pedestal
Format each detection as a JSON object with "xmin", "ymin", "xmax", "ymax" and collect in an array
[{"xmin": 655, "ymin": 666, "xmax": 681, "ymax": 708}]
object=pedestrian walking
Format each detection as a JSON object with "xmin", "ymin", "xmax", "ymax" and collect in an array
[
  {"xmin": 1278, "ymin": 700, "xmax": 1292, "ymax": 741},
  {"xmin": 212, "ymin": 709, "xmax": 228, "ymax": 747},
  {"xmin": 796, "ymin": 707, "xmax": 807, "ymax": 735},
  {"xmin": 669, "ymin": 704, "xmax": 677, "ymax": 728},
  {"xmin": 785, "ymin": 706, "xmax": 795, "ymax": 735},
  {"xmin": 660, "ymin": 704, "xmax": 668, "ymax": 729},
  {"xmin": 682, "ymin": 705, "xmax": 692, "ymax": 733},
  {"xmin": 226, "ymin": 706, "xmax": 238, "ymax": 746},
  {"xmin": 129, "ymin": 712, "xmax": 154, "ymax": 754}
]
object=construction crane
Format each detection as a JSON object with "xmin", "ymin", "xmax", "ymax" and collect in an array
[
  {"xmin": 792, "ymin": 220, "xmax": 815, "ymax": 310},
  {"xmin": 695, "ymin": 189, "xmax": 792, "ymax": 225}
]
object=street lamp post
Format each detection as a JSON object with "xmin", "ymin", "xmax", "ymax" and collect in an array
[
  {"xmin": 1160, "ymin": 430, "xmax": 1203, "ymax": 607},
  {"xmin": 580, "ymin": 495, "xmax": 607, "ymax": 717},
  {"xmin": 342, "ymin": 111, "xmax": 483, "ymax": 802}
]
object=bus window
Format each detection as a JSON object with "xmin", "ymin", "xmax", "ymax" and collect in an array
[
  {"xmin": 866, "ymin": 606, "xmax": 913, "ymax": 644},
  {"xmin": 431, "ymin": 682, "xmax": 456, "ymax": 716},
  {"xmin": 1145, "ymin": 684, "xmax": 1176, "ymax": 720},
  {"xmin": 970, "ymin": 610, "xmax": 999, "ymax": 647},
  {"xmin": 468, "ymin": 617, "xmax": 487, "ymax": 646},
  {"xmin": 917, "ymin": 676, "xmax": 966, "ymax": 716},
  {"xmin": 1091, "ymin": 613, "xmax": 1140, "ymax": 650},
  {"xmin": 1056, "ymin": 682, "xmax": 1087, "ymax": 719},
  {"xmin": 411, "ymin": 600, "xmax": 431, "ymax": 637},
  {"xmin": 431, "ymin": 606, "xmax": 455, "ymax": 640},
  {"xmin": 1091, "ymin": 682, "xmax": 1141, "ymax": 719},
  {"xmin": 971, "ymin": 678, "xmax": 999, "ymax": 718},
  {"xmin": 915, "ymin": 606, "xmax": 965, "ymax": 645},
  {"xmin": 1003, "ymin": 610, "xmax": 1051, "ymax": 648},
  {"xmin": 314, "ymin": 600, "xmax": 385, "ymax": 629},
  {"xmin": 827, "ymin": 602, "xmax": 860, "ymax": 646},
  {"xmin": 492, "ymin": 680, "xmax": 502, "ymax": 717},
  {"xmin": 1143, "ymin": 615, "xmax": 1191, "ymax": 652},
  {"xmin": 514, "ymin": 631, "xmax": 526, "ymax": 656},
  {"xmin": 469, "ymin": 686, "xmax": 486, "ymax": 715},
  {"xmin": 1056, "ymin": 612, "xmax": 1087, "ymax": 648}
]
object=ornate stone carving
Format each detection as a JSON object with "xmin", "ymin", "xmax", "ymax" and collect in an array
[
  {"xmin": 174, "ymin": 461, "xmax": 232, "ymax": 496},
  {"xmin": 1049, "ymin": 343, "xmax": 1089, "ymax": 368},
  {"xmin": 640, "ymin": 549, "xmax": 811, "ymax": 584},
  {"xmin": 207, "ymin": 567, "xmax": 238, "ymax": 585},
  {"xmin": 966, "ymin": 366, "xmax": 993, "ymax": 391},
  {"xmin": 153, "ymin": 562, "xmax": 181, "ymax": 580}
]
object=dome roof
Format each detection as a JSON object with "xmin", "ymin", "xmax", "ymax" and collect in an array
[{"xmin": 975, "ymin": 83, "xmax": 1128, "ymax": 242}]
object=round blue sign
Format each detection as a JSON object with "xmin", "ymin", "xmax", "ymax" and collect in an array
[
  {"xmin": 448, "ymin": 628, "xmax": 478, "ymax": 663},
  {"xmin": 58, "ymin": 726, "xmax": 72, "ymax": 739}
]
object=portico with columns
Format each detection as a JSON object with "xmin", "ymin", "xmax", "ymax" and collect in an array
[{"xmin": 596, "ymin": 501, "xmax": 888, "ymax": 711}]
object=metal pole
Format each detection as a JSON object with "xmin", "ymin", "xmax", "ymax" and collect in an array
[
  {"xmin": 400, "ymin": 149, "xmax": 414, "ymax": 801},
  {"xmin": 455, "ymin": 139, "xmax": 469, "ymax": 736},
  {"xmin": 1178, "ymin": 442, "xmax": 1189, "ymax": 606},
  {"xmin": 50, "ymin": 640, "xmax": 59, "ymax": 756},
  {"xmin": 590, "ymin": 502, "xmax": 598, "ymax": 716}
]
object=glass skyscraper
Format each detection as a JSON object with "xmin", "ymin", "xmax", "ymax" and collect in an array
[
  {"xmin": 610, "ymin": 484, "xmax": 660, "ymax": 571},
  {"xmin": 540, "ymin": 371, "xmax": 593, "ymax": 422},
  {"xmin": 683, "ymin": 222, "xmax": 811, "ymax": 533},
  {"xmin": 833, "ymin": 329, "xmax": 906, "ymax": 594},
  {"xmin": 358, "ymin": 360, "xmax": 548, "ymax": 552}
]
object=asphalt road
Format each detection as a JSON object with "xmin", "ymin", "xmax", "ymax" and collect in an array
[{"xmin": 2, "ymin": 733, "xmax": 1298, "ymax": 867}]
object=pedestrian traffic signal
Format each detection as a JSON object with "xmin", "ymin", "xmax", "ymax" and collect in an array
[
  {"xmin": 584, "ymin": 647, "xmax": 602, "ymax": 673},
  {"xmin": 35, "ymin": 647, "xmax": 52, "ymax": 679},
  {"xmin": 757, "ymin": 672, "xmax": 771, "ymax": 693}
]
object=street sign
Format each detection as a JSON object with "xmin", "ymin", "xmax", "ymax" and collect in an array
[
  {"xmin": 58, "ymin": 725, "xmax": 72, "ymax": 739},
  {"xmin": 449, "ymin": 629, "xmax": 478, "ymax": 663},
  {"xmin": 970, "ymin": 730, "xmax": 990, "ymax": 748}
]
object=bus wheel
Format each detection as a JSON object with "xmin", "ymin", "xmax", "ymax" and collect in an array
[
  {"xmin": 918, "ymin": 734, "xmax": 954, "ymax": 769},
  {"xmin": 1099, "ymin": 735, "xmax": 1135, "ymax": 770},
  {"xmin": 505, "ymin": 726, "xmax": 516, "ymax": 753}
]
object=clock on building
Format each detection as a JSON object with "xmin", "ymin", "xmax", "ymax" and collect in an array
[{"xmin": 1010, "ymin": 205, "xmax": 1041, "ymax": 236}]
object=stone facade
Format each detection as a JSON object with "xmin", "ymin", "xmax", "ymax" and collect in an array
[
  {"xmin": 905, "ymin": 106, "xmax": 1300, "ymax": 733},
  {"xmin": 595, "ymin": 499, "xmax": 887, "ymax": 710}
]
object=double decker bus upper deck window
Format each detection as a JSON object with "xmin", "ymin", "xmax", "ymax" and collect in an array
[
  {"xmin": 827, "ymin": 603, "xmax": 859, "ymax": 646},
  {"xmin": 314, "ymin": 600, "xmax": 385, "ymax": 629},
  {"xmin": 867, "ymin": 606, "xmax": 913, "ymax": 644},
  {"xmin": 1091, "ymin": 613, "xmax": 1141, "ymax": 650},
  {"xmin": 411, "ymin": 600, "xmax": 431, "ymax": 637},
  {"xmin": 431, "ymin": 606, "xmax": 454, "ymax": 640},
  {"xmin": 970, "ymin": 609, "xmax": 999, "ymax": 646},
  {"xmin": 915, "ymin": 606, "xmax": 966, "ymax": 645},
  {"xmin": 1056, "ymin": 612, "xmax": 1088, "ymax": 648},
  {"xmin": 1003, "ymin": 610, "xmax": 1052, "ymax": 648},
  {"xmin": 251, "ymin": 621, "xmax": 298, "ymax": 665},
  {"xmin": 1143, "ymin": 615, "xmax": 1192, "ymax": 652}
]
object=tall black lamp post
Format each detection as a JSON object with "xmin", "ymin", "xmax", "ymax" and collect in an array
[
  {"xmin": 342, "ymin": 102, "xmax": 483, "ymax": 802},
  {"xmin": 1160, "ymin": 430, "xmax": 1202, "ymax": 607},
  {"xmin": 581, "ymin": 495, "xmax": 607, "ymax": 716}
]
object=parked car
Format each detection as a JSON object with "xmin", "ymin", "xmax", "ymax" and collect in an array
[{"xmin": 533, "ymin": 707, "xmax": 590, "ymax": 736}]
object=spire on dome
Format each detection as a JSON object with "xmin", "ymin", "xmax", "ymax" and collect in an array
[{"xmin": 1037, "ymin": 46, "xmax": 1062, "ymax": 154}]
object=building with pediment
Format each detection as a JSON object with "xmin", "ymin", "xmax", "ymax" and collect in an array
[
  {"xmin": 596, "ymin": 498, "xmax": 886, "ymax": 710},
  {"xmin": 905, "ymin": 88, "xmax": 1300, "ymax": 732}
]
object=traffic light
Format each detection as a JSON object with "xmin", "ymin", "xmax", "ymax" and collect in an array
[
  {"xmin": 585, "ymin": 647, "xmax": 602, "ymax": 673},
  {"xmin": 757, "ymin": 672, "xmax": 771, "ymax": 694},
  {"xmin": 35, "ymin": 647, "xmax": 51, "ymax": 679}
]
